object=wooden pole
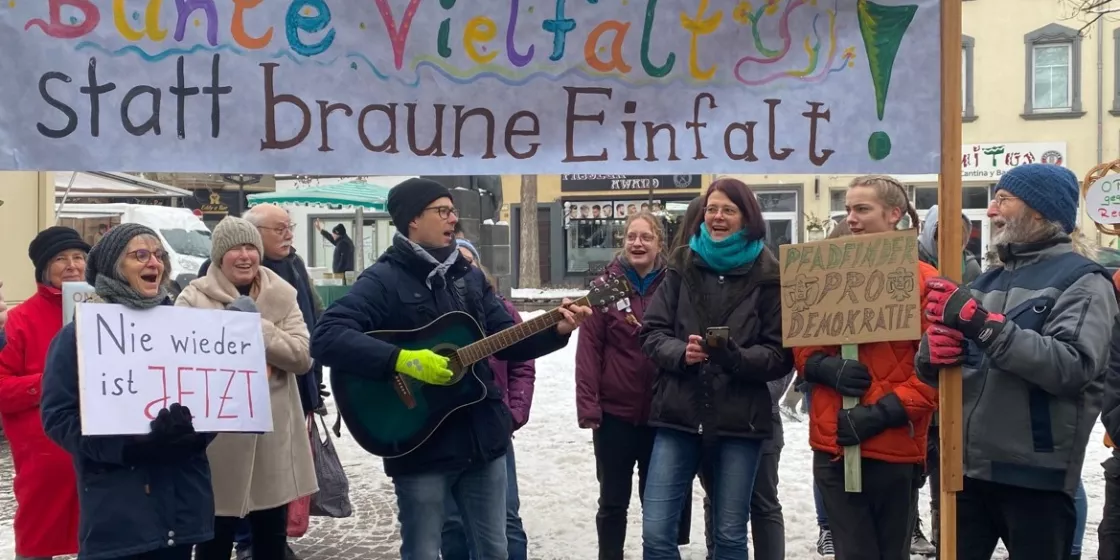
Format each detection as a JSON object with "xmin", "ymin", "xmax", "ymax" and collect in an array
[
  {"xmin": 937, "ymin": 0, "xmax": 964, "ymax": 557},
  {"xmin": 841, "ymin": 344, "xmax": 862, "ymax": 492}
]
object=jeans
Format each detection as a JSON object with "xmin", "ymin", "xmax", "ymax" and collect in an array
[
  {"xmin": 440, "ymin": 444, "xmax": 528, "ymax": 560},
  {"xmin": 1073, "ymin": 479, "xmax": 1087, "ymax": 555},
  {"xmin": 702, "ymin": 447, "xmax": 784, "ymax": 560},
  {"xmin": 233, "ymin": 518, "xmax": 252, "ymax": 552},
  {"xmin": 395, "ymin": 454, "xmax": 508, "ymax": 560},
  {"xmin": 805, "ymin": 390, "xmax": 828, "ymax": 529},
  {"xmin": 642, "ymin": 428, "xmax": 763, "ymax": 560}
]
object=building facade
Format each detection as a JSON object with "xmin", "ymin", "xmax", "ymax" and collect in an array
[{"xmin": 502, "ymin": 0, "xmax": 1120, "ymax": 287}]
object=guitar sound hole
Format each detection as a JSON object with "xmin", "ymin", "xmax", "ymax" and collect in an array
[{"xmin": 434, "ymin": 347, "xmax": 465, "ymax": 383}]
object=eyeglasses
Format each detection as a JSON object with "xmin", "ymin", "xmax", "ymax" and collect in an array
[
  {"xmin": 990, "ymin": 194, "xmax": 1020, "ymax": 207},
  {"xmin": 258, "ymin": 223, "xmax": 296, "ymax": 235},
  {"xmin": 425, "ymin": 206, "xmax": 459, "ymax": 220},
  {"xmin": 626, "ymin": 232, "xmax": 657, "ymax": 243},
  {"xmin": 704, "ymin": 205, "xmax": 740, "ymax": 217},
  {"xmin": 127, "ymin": 248, "xmax": 165, "ymax": 263}
]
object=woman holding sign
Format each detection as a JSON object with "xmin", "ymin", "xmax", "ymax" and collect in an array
[
  {"xmin": 178, "ymin": 217, "xmax": 318, "ymax": 560},
  {"xmin": 792, "ymin": 175, "xmax": 939, "ymax": 560},
  {"xmin": 638, "ymin": 178, "xmax": 793, "ymax": 560},
  {"xmin": 41, "ymin": 223, "xmax": 216, "ymax": 560},
  {"xmin": 0, "ymin": 227, "xmax": 88, "ymax": 559}
]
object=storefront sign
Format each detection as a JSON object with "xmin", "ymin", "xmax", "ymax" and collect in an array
[
  {"xmin": 0, "ymin": 0, "xmax": 940, "ymax": 175},
  {"xmin": 561, "ymin": 175, "xmax": 701, "ymax": 193},
  {"xmin": 962, "ymin": 142, "xmax": 1066, "ymax": 180},
  {"xmin": 779, "ymin": 230, "xmax": 921, "ymax": 347}
]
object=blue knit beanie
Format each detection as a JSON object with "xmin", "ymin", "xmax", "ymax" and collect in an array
[
  {"xmin": 456, "ymin": 238, "xmax": 482, "ymax": 264},
  {"xmin": 995, "ymin": 163, "xmax": 1079, "ymax": 233}
]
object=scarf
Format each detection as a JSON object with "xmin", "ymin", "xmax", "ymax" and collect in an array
[
  {"xmin": 395, "ymin": 232, "xmax": 460, "ymax": 289},
  {"xmin": 688, "ymin": 223, "xmax": 763, "ymax": 273},
  {"xmin": 94, "ymin": 274, "xmax": 167, "ymax": 310}
]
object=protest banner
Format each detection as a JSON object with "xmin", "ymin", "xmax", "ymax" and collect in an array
[
  {"xmin": 779, "ymin": 228, "xmax": 922, "ymax": 493},
  {"xmin": 0, "ymin": 0, "xmax": 938, "ymax": 176},
  {"xmin": 76, "ymin": 302, "xmax": 271, "ymax": 436},
  {"xmin": 779, "ymin": 229, "xmax": 921, "ymax": 348}
]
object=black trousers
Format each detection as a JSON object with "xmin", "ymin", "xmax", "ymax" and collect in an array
[
  {"xmin": 956, "ymin": 476, "xmax": 1074, "ymax": 560},
  {"xmin": 1101, "ymin": 457, "xmax": 1120, "ymax": 560},
  {"xmin": 195, "ymin": 505, "xmax": 289, "ymax": 560},
  {"xmin": 814, "ymin": 451, "xmax": 919, "ymax": 560},
  {"xmin": 116, "ymin": 545, "xmax": 195, "ymax": 560},
  {"xmin": 593, "ymin": 413, "xmax": 691, "ymax": 560}
]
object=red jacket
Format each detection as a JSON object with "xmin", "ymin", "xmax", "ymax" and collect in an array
[
  {"xmin": 490, "ymin": 297, "xmax": 536, "ymax": 430},
  {"xmin": 575, "ymin": 258, "xmax": 665, "ymax": 426},
  {"xmin": 793, "ymin": 262, "xmax": 940, "ymax": 465},
  {"xmin": 0, "ymin": 284, "xmax": 79, "ymax": 557}
]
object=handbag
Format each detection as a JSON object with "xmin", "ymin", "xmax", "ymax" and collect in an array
[{"xmin": 309, "ymin": 412, "xmax": 353, "ymax": 518}]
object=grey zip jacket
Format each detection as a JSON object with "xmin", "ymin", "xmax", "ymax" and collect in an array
[{"xmin": 916, "ymin": 237, "xmax": 1118, "ymax": 496}]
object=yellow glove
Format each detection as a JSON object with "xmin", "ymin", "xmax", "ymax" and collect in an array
[{"xmin": 395, "ymin": 349, "xmax": 455, "ymax": 386}]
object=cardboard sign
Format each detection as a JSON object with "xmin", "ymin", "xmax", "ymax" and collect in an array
[
  {"xmin": 76, "ymin": 303, "xmax": 272, "ymax": 436},
  {"xmin": 0, "ymin": 0, "xmax": 940, "ymax": 175},
  {"xmin": 779, "ymin": 230, "xmax": 921, "ymax": 347}
]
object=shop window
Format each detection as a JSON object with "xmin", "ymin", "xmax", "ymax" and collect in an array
[
  {"xmin": 914, "ymin": 186, "xmax": 989, "ymax": 210},
  {"xmin": 563, "ymin": 198, "xmax": 677, "ymax": 274}
]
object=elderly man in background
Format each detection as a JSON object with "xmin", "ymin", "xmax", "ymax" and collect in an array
[{"xmin": 197, "ymin": 204, "xmax": 325, "ymax": 560}]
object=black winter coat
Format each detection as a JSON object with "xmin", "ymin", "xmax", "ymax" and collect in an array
[
  {"xmin": 41, "ymin": 307, "xmax": 215, "ymax": 560},
  {"xmin": 311, "ymin": 235, "xmax": 570, "ymax": 476},
  {"xmin": 320, "ymin": 230, "xmax": 355, "ymax": 273},
  {"xmin": 639, "ymin": 245, "xmax": 793, "ymax": 439}
]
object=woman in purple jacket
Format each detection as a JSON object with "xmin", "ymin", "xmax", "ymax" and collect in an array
[
  {"xmin": 576, "ymin": 212, "xmax": 691, "ymax": 560},
  {"xmin": 441, "ymin": 239, "xmax": 536, "ymax": 560}
]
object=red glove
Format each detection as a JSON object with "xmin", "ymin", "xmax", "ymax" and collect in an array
[
  {"xmin": 926, "ymin": 325, "xmax": 966, "ymax": 366},
  {"xmin": 925, "ymin": 277, "xmax": 1005, "ymax": 347}
]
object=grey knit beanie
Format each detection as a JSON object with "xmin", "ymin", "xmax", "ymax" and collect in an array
[
  {"xmin": 86, "ymin": 223, "xmax": 160, "ymax": 285},
  {"xmin": 211, "ymin": 216, "xmax": 264, "ymax": 264}
]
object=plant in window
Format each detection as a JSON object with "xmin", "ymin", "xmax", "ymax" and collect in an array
[{"xmin": 805, "ymin": 212, "xmax": 830, "ymax": 233}]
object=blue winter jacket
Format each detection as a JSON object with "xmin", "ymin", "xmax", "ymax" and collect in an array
[
  {"xmin": 41, "ymin": 313, "xmax": 215, "ymax": 559},
  {"xmin": 312, "ymin": 234, "xmax": 570, "ymax": 476}
]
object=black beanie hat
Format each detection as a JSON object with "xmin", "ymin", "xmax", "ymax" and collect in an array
[
  {"xmin": 388, "ymin": 178, "xmax": 453, "ymax": 236},
  {"xmin": 29, "ymin": 226, "xmax": 91, "ymax": 283},
  {"xmin": 332, "ymin": 223, "xmax": 347, "ymax": 237}
]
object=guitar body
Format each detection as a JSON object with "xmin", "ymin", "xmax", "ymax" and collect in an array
[{"xmin": 332, "ymin": 311, "xmax": 488, "ymax": 458}]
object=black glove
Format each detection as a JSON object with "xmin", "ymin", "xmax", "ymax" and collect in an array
[
  {"xmin": 123, "ymin": 403, "xmax": 203, "ymax": 464},
  {"xmin": 706, "ymin": 337, "xmax": 743, "ymax": 372},
  {"xmin": 835, "ymin": 393, "xmax": 909, "ymax": 447},
  {"xmin": 803, "ymin": 353, "xmax": 871, "ymax": 397}
]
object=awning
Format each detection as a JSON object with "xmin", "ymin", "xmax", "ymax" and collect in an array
[
  {"xmin": 55, "ymin": 172, "xmax": 192, "ymax": 199},
  {"xmin": 246, "ymin": 181, "xmax": 391, "ymax": 211}
]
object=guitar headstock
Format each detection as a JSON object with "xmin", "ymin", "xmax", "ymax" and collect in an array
[{"xmin": 585, "ymin": 275, "xmax": 630, "ymax": 312}]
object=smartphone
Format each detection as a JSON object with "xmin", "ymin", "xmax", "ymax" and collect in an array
[{"xmin": 705, "ymin": 326, "xmax": 730, "ymax": 347}]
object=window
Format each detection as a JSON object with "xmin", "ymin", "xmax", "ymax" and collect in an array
[
  {"xmin": 914, "ymin": 186, "xmax": 989, "ymax": 210},
  {"xmin": 563, "ymin": 198, "xmax": 671, "ymax": 273},
  {"xmin": 1023, "ymin": 23, "xmax": 1084, "ymax": 119},
  {"xmin": 962, "ymin": 35, "xmax": 976, "ymax": 122}
]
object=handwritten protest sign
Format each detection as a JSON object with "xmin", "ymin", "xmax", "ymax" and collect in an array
[
  {"xmin": 0, "ymin": 0, "xmax": 938, "ymax": 175},
  {"xmin": 779, "ymin": 229, "xmax": 921, "ymax": 347},
  {"xmin": 63, "ymin": 282, "xmax": 98, "ymax": 325},
  {"xmin": 1086, "ymin": 174, "xmax": 1120, "ymax": 225},
  {"xmin": 76, "ymin": 303, "xmax": 271, "ymax": 436}
]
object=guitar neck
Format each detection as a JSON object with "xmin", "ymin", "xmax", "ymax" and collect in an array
[{"xmin": 456, "ymin": 297, "xmax": 589, "ymax": 367}]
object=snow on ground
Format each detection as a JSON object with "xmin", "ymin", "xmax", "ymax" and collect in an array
[
  {"xmin": 0, "ymin": 313, "xmax": 1110, "ymax": 559},
  {"xmin": 511, "ymin": 288, "xmax": 589, "ymax": 300}
]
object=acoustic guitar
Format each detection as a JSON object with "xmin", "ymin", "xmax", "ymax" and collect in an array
[{"xmin": 333, "ymin": 276, "xmax": 629, "ymax": 458}]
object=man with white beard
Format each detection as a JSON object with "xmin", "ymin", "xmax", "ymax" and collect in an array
[{"xmin": 915, "ymin": 163, "xmax": 1118, "ymax": 560}]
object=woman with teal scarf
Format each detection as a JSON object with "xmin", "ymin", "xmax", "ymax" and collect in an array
[{"xmin": 639, "ymin": 178, "xmax": 793, "ymax": 560}]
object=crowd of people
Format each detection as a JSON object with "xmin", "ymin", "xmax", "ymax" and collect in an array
[{"xmin": 0, "ymin": 166, "xmax": 1117, "ymax": 560}]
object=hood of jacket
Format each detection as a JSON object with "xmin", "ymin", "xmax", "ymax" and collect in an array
[
  {"xmin": 918, "ymin": 205, "xmax": 973, "ymax": 265},
  {"xmin": 607, "ymin": 254, "xmax": 667, "ymax": 296}
]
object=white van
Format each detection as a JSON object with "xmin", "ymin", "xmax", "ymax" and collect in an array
[{"xmin": 55, "ymin": 203, "xmax": 212, "ymax": 298}]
